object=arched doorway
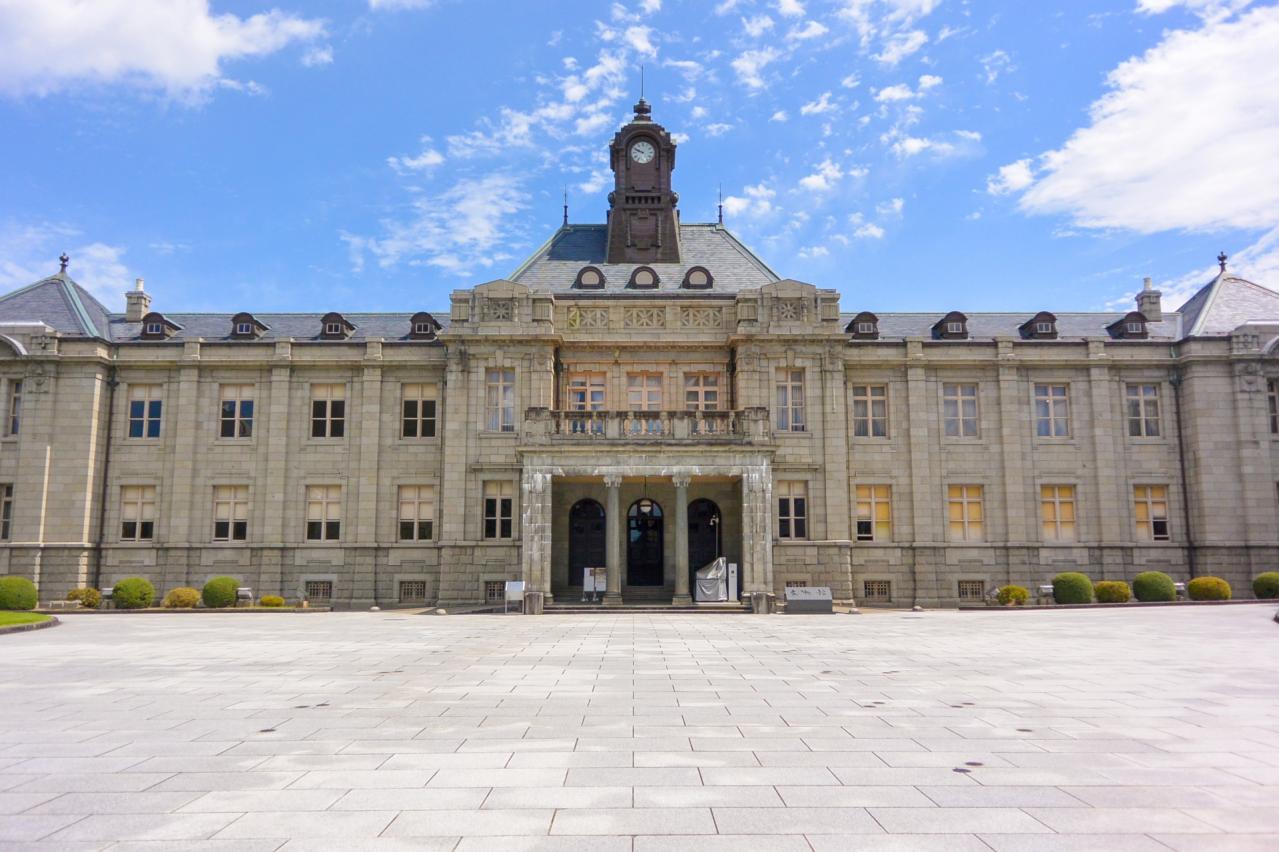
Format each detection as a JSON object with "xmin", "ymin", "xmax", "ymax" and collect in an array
[
  {"xmin": 626, "ymin": 498, "xmax": 664, "ymax": 586},
  {"xmin": 687, "ymin": 498, "xmax": 722, "ymax": 581},
  {"xmin": 567, "ymin": 499, "xmax": 606, "ymax": 588}
]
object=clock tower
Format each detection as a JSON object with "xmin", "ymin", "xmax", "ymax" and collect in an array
[{"xmin": 605, "ymin": 97, "xmax": 681, "ymax": 264}]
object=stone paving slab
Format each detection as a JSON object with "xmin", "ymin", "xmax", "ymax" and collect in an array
[{"xmin": 1, "ymin": 606, "xmax": 1277, "ymax": 849}]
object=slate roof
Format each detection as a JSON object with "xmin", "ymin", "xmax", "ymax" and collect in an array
[
  {"xmin": 0, "ymin": 274, "xmax": 110, "ymax": 337},
  {"xmin": 103, "ymin": 312, "xmax": 448, "ymax": 343},
  {"xmin": 509, "ymin": 223, "xmax": 779, "ymax": 294},
  {"xmin": 841, "ymin": 312, "xmax": 1184, "ymax": 341},
  {"xmin": 1177, "ymin": 273, "xmax": 1279, "ymax": 336}
]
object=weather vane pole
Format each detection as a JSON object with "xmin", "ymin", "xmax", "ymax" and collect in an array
[
  {"xmin": 1217, "ymin": 251, "xmax": 1228, "ymax": 272},
  {"xmin": 563, "ymin": 186, "xmax": 569, "ymax": 227},
  {"xmin": 717, "ymin": 184, "xmax": 723, "ymax": 226}
]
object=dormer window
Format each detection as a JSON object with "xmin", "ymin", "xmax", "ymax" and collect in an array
[
  {"xmin": 408, "ymin": 312, "xmax": 440, "ymax": 340},
  {"xmin": 1036, "ymin": 322, "xmax": 1053, "ymax": 334},
  {"xmin": 681, "ymin": 266, "xmax": 713, "ymax": 289},
  {"xmin": 1107, "ymin": 311, "xmax": 1149, "ymax": 340},
  {"xmin": 236, "ymin": 322, "xmax": 253, "ymax": 335},
  {"xmin": 845, "ymin": 311, "xmax": 879, "ymax": 340},
  {"xmin": 139, "ymin": 312, "xmax": 179, "ymax": 340},
  {"xmin": 627, "ymin": 266, "xmax": 659, "ymax": 289},
  {"xmin": 946, "ymin": 322, "xmax": 964, "ymax": 334},
  {"xmin": 932, "ymin": 311, "xmax": 969, "ymax": 340},
  {"xmin": 325, "ymin": 322, "xmax": 343, "ymax": 335},
  {"xmin": 1019, "ymin": 312, "xmax": 1058, "ymax": 340},
  {"xmin": 414, "ymin": 322, "xmax": 432, "ymax": 335},
  {"xmin": 319, "ymin": 312, "xmax": 354, "ymax": 340},
  {"xmin": 574, "ymin": 266, "xmax": 605, "ymax": 289},
  {"xmin": 1126, "ymin": 321, "xmax": 1143, "ymax": 334},
  {"xmin": 145, "ymin": 321, "xmax": 164, "ymax": 336},
  {"xmin": 229, "ymin": 312, "xmax": 266, "ymax": 340}
]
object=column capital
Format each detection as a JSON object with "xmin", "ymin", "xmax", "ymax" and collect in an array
[
  {"xmin": 603, "ymin": 474, "xmax": 623, "ymax": 488},
  {"xmin": 671, "ymin": 474, "xmax": 691, "ymax": 489}
]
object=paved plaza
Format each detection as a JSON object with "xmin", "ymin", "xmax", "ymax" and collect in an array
[{"xmin": 2, "ymin": 606, "xmax": 1278, "ymax": 851}]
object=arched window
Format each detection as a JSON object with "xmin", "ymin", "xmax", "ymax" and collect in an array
[
  {"xmin": 681, "ymin": 266, "xmax": 713, "ymax": 289},
  {"xmin": 574, "ymin": 266, "xmax": 606, "ymax": 289},
  {"xmin": 627, "ymin": 266, "xmax": 660, "ymax": 289}
]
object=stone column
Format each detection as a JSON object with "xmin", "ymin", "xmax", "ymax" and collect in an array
[
  {"xmin": 672, "ymin": 474, "xmax": 692, "ymax": 605},
  {"xmin": 604, "ymin": 474, "xmax": 622, "ymax": 606},
  {"xmin": 741, "ymin": 464, "xmax": 774, "ymax": 610},
  {"xmin": 520, "ymin": 467, "xmax": 553, "ymax": 602}
]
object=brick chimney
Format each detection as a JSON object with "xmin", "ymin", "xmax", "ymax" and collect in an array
[
  {"xmin": 1136, "ymin": 276, "xmax": 1162, "ymax": 322},
  {"xmin": 125, "ymin": 278, "xmax": 151, "ymax": 322}
]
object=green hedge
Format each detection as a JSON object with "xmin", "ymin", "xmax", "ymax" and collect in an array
[
  {"xmin": 163, "ymin": 587, "xmax": 200, "ymax": 609},
  {"xmin": 112, "ymin": 577, "xmax": 155, "ymax": 610},
  {"xmin": 0, "ymin": 576, "xmax": 38, "ymax": 611},
  {"xmin": 201, "ymin": 576, "xmax": 240, "ymax": 609},
  {"xmin": 1188, "ymin": 576, "xmax": 1231, "ymax": 601},
  {"xmin": 259, "ymin": 595, "xmax": 285, "ymax": 608},
  {"xmin": 66, "ymin": 587, "xmax": 102, "ymax": 609},
  {"xmin": 996, "ymin": 585, "xmax": 1028, "ymax": 606},
  {"xmin": 1094, "ymin": 580, "xmax": 1132, "ymax": 603},
  {"xmin": 1052, "ymin": 572, "xmax": 1093, "ymax": 604},
  {"xmin": 1253, "ymin": 572, "xmax": 1279, "ymax": 600},
  {"xmin": 1133, "ymin": 571, "xmax": 1176, "ymax": 602}
]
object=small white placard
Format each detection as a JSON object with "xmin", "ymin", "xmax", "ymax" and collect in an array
[{"xmin": 504, "ymin": 580, "xmax": 526, "ymax": 600}]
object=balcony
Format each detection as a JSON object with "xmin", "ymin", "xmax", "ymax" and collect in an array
[{"xmin": 522, "ymin": 407, "xmax": 771, "ymax": 444}]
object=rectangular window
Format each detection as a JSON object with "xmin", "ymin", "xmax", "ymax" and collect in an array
[
  {"xmin": 212, "ymin": 485, "xmax": 249, "ymax": 542},
  {"xmin": 850, "ymin": 385, "xmax": 888, "ymax": 438},
  {"xmin": 484, "ymin": 580, "xmax": 505, "ymax": 604},
  {"xmin": 6, "ymin": 379, "xmax": 20, "ymax": 436},
  {"xmin": 485, "ymin": 368, "xmax": 515, "ymax": 432},
  {"xmin": 777, "ymin": 480, "xmax": 808, "ymax": 540},
  {"xmin": 942, "ymin": 383, "xmax": 979, "ymax": 438},
  {"xmin": 0, "ymin": 483, "xmax": 12, "ymax": 540},
  {"xmin": 120, "ymin": 485, "xmax": 156, "ymax": 541},
  {"xmin": 1040, "ymin": 484, "xmax": 1077, "ymax": 542},
  {"xmin": 683, "ymin": 373, "xmax": 721, "ymax": 411},
  {"xmin": 218, "ymin": 384, "xmax": 254, "ymax": 439},
  {"xmin": 399, "ymin": 580, "xmax": 428, "ymax": 604},
  {"xmin": 854, "ymin": 484, "xmax": 892, "ymax": 542},
  {"xmin": 863, "ymin": 580, "xmax": 891, "ymax": 602},
  {"xmin": 1269, "ymin": 380, "xmax": 1277, "ymax": 435},
  {"xmin": 1034, "ymin": 383, "xmax": 1070, "ymax": 438},
  {"xmin": 1126, "ymin": 384, "xmax": 1161, "ymax": 437},
  {"xmin": 127, "ymin": 384, "xmax": 163, "ymax": 439},
  {"xmin": 785, "ymin": 580, "xmax": 809, "ymax": 589},
  {"xmin": 401, "ymin": 383, "xmax": 438, "ymax": 439},
  {"xmin": 957, "ymin": 580, "xmax": 985, "ymax": 601},
  {"xmin": 627, "ymin": 372, "xmax": 663, "ymax": 434},
  {"xmin": 569, "ymin": 372, "xmax": 607, "ymax": 411},
  {"xmin": 398, "ymin": 485, "xmax": 435, "ymax": 541},
  {"xmin": 947, "ymin": 484, "xmax": 984, "ymax": 542},
  {"xmin": 483, "ymin": 481, "xmax": 514, "ymax": 539},
  {"xmin": 305, "ymin": 580, "xmax": 333, "ymax": 603},
  {"xmin": 305, "ymin": 484, "xmax": 342, "ymax": 541},
  {"xmin": 1134, "ymin": 485, "xmax": 1170, "ymax": 541},
  {"xmin": 776, "ymin": 369, "xmax": 806, "ymax": 432},
  {"xmin": 310, "ymin": 384, "xmax": 345, "ymax": 439}
]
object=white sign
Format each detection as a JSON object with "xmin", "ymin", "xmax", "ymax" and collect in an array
[{"xmin": 504, "ymin": 580, "xmax": 525, "ymax": 600}]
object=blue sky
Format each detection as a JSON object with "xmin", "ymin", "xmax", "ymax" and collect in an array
[{"xmin": 2, "ymin": 0, "xmax": 1277, "ymax": 315}]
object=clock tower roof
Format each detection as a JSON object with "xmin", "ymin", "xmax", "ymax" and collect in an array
[{"xmin": 605, "ymin": 100, "xmax": 680, "ymax": 264}]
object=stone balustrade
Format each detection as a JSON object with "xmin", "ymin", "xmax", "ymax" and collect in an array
[{"xmin": 521, "ymin": 407, "xmax": 772, "ymax": 443}]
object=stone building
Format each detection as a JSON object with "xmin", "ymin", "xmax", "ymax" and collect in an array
[{"xmin": 2, "ymin": 100, "xmax": 1278, "ymax": 609}]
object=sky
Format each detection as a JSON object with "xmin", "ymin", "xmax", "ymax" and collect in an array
[{"xmin": 1, "ymin": 0, "xmax": 1278, "ymax": 316}]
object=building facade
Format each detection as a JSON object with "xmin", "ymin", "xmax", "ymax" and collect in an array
[{"xmin": 3, "ymin": 101, "xmax": 1279, "ymax": 609}]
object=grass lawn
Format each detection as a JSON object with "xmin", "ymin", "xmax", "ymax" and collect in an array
[{"xmin": 0, "ymin": 612, "xmax": 52, "ymax": 627}]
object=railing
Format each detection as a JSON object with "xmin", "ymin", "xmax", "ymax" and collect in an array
[{"xmin": 522, "ymin": 408, "xmax": 772, "ymax": 442}]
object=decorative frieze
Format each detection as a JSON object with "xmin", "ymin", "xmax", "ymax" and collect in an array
[
  {"xmin": 624, "ymin": 307, "xmax": 666, "ymax": 328},
  {"xmin": 483, "ymin": 299, "xmax": 514, "ymax": 322},
  {"xmin": 566, "ymin": 307, "xmax": 609, "ymax": 329},
  {"xmin": 679, "ymin": 307, "xmax": 723, "ymax": 329}
]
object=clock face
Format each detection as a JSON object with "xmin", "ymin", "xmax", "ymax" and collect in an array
[{"xmin": 630, "ymin": 140, "xmax": 655, "ymax": 164}]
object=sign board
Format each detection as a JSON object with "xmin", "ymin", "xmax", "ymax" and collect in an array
[
  {"xmin": 581, "ymin": 567, "xmax": 607, "ymax": 601},
  {"xmin": 784, "ymin": 585, "xmax": 833, "ymax": 613},
  {"xmin": 504, "ymin": 581, "xmax": 525, "ymax": 600}
]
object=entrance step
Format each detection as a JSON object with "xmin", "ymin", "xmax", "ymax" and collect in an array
[{"xmin": 544, "ymin": 602, "xmax": 749, "ymax": 614}]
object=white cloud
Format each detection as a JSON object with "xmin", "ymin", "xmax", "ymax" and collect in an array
[
  {"xmin": 0, "ymin": 222, "xmax": 132, "ymax": 305},
  {"xmin": 639, "ymin": 0, "xmax": 663, "ymax": 12},
  {"xmin": 1012, "ymin": 4, "xmax": 1279, "ymax": 234},
  {"xmin": 917, "ymin": 73, "xmax": 942, "ymax": 90},
  {"xmin": 874, "ymin": 83, "xmax": 915, "ymax": 102},
  {"xmin": 705, "ymin": 122, "xmax": 733, "ymax": 136},
  {"xmin": 777, "ymin": 0, "xmax": 806, "ymax": 17},
  {"xmin": 770, "ymin": 109, "xmax": 789, "ymax": 122},
  {"xmin": 300, "ymin": 45, "xmax": 333, "ymax": 67},
  {"xmin": 798, "ymin": 245, "xmax": 829, "ymax": 258},
  {"xmin": 980, "ymin": 50, "xmax": 1013, "ymax": 85},
  {"xmin": 368, "ymin": 0, "xmax": 437, "ymax": 8},
  {"xmin": 387, "ymin": 139, "xmax": 445, "ymax": 174},
  {"xmin": 877, "ymin": 197, "xmax": 904, "ymax": 216},
  {"xmin": 986, "ymin": 159, "xmax": 1035, "ymax": 195},
  {"xmin": 723, "ymin": 183, "xmax": 777, "ymax": 217},
  {"xmin": 800, "ymin": 91, "xmax": 835, "ymax": 115},
  {"xmin": 854, "ymin": 222, "xmax": 886, "ymax": 239},
  {"xmin": 787, "ymin": 20, "xmax": 829, "ymax": 40},
  {"xmin": 731, "ymin": 47, "xmax": 780, "ymax": 89},
  {"xmin": 623, "ymin": 25, "xmax": 657, "ymax": 57},
  {"xmin": 799, "ymin": 159, "xmax": 845, "ymax": 191},
  {"xmin": 1136, "ymin": 0, "xmax": 1254, "ymax": 21},
  {"xmin": 0, "ymin": 0, "xmax": 327, "ymax": 98},
  {"xmin": 742, "ymin": 14, "xmax": 775, "ymax": 37},
  {"xmin": 578, "ymin": 169, "xmax": 611, "ymax": 194},
  {"xmin": 841, "ymin": 73, "xmax": 861, "ymax": 88},
  {"xmin": 875, "ymin": 29, "xmax": 928, "ymax": 65},
  {"xmin": 715, "ymin": 0, "xmax": 742, "ymax": 13}
]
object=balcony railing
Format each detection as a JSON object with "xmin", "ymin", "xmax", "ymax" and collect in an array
[{"xmin": 522, "ymin": 407, "xmax": 771, "ymax": 443}]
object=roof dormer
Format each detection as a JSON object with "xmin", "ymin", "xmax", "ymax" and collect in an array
[
  {"xmin": 409, "ymin": 312, "xmax": 441, "ymax": 340},
  {"xmin": 1019, "ymin": 311, "xmax": 1058, "ymax": 340},
  {"xmin": 680, "ymin": 266, "xmax": 713, "ymax": 289},
  {"xmin": 1108, "ymin": 311, "xmax": 1149, "ymax": 340},
  {"xmin": 627, "ymin": 266, "xmax": 660, "ymax": 289},
  {"xmin": 230, "ymin": 312, "xmax": 268, "ymax": 340},
  {"xmin": 845, "ymin": 311, "xmax": 879, "ymax": 340},
  {"xmin": 139, "ymin": 311, "xmax": 180, "ymax": 341},
  {"xmin": 932, "ymin": 311, "xmax": 968, "ymax": 340},
  {"xmin": 574, "ymin": 266, "xmax": 606, "ymax": 290},
  {"xmin": 319, "ymin": 312, "xmax": 355, "ymax": 340}
]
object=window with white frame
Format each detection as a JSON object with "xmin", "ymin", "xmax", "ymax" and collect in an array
[
  {"xmin": 127, "ymin": 384, "xmax": 163, "ymax": 439},
  {"xmin": 777, "ymin": 480, "xmax": 808, "ymax": 540},
  {"xmin": 398, "ymin": 485, "xmax": 435, "ymax": 541},
  {"xmin": 483, "ymin": 481, "xmax": 514, "ymax": 539},
  {"xmin": 324, "ymin": 321, "xmax": 343, "ymax": 336},
  {"xmin": 1034, "ymin": 384, "xmax": 1070, "ymax": 438},
  {"xmin": 776, "ymin": 369, "xmax": 806, "ymax": 432},
  {"xmin": 218, "ymin": 384, "xmax": 254, "ymax": 439},
  {"xmin": 1134, "ymin": 485, "xmax": 1170, "ymax": 541},
  {"xmin": 0, "ymin": 483, "xmax": 12, "ymax": 540},
  {"xmin": 947, "ymin": 484, "xmax": 984, "ymax": 541},
  {"xmin": 120, "ymin": 485, "xmax": 156, "ymax": 541},
  {"xmin": 1040, "ymin": 484, "xmax": 1077, "ymax": 542},
  {"xmin": 856, "ymin": 321, "xmax": 875, "ymax": 335},
  {"xmin": 212, "ymin": 485, "xmax": 248, "ymax": 541},
  {"xmin": 305, "ymin": 485, "xmax": 342, "ymax": 541},
  {"xmin": 1268, "ymin": 379, "xmax": 1277, "ymax": 435},
  {"xmin": 310, "ymin": 384, "xmax": 345, "ymax": 438},
  {"xmin": 683, "ymin": 373, "xmax": 721, "ymax": 411},
  {"xmin": 144, "ymin": 321, "xmax": 164, "ymax": 336},
  {"xmin": 627, "ymin": 372, "xmax": 663, "ymax": 434},
  {"xmin": 942, "ymin": 383, "xmax": 979, "ymax": 438},
  {"xmin": 401, "ymin": 383, "xmax": 437, "ymax": 439},
  {"xmin": 5, "ymin": 379, "xmax": 20, "ymax": 436},
  {"xmin": 850, "ymin": 385, "xmax": 888, "ymax": 438},
  {"xmin": 235, "ymin": 321, "xmax": 253, "ymax": 336},
  {"xmin": 399, "ymin": 580, "xmax": 428, "ymax": 604},
  {"xmin": 1035, "ymin": 321, "xmax": 1054, "ymax": 335},
  {"xmin": 854, "ymin": 484, "xmax": 891, "ymax": 542},
  {"xmin": 485, "ymin": 368, "xmax": 515, "ymax": 432},
  {"xmin": 1126, "ymin": 383, "xmax": 1161, "ymax": 437}
]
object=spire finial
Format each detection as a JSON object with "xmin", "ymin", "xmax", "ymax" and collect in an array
[
  {"xmin": 717, "ymin": 184, "xmax": 724, "ymax": 226},
  {"xmin": 641, "ymin": 64, "xmax": 645, "ymax": 100},
  {"xmin": 632, "ymin": 65, "xmax": 651, "ymax": 120},
  {"xmin": 563, "ymin": 186, "xmax": 569, "ymax": 227},
  {"xmin": 1217, "ymin": 251, "xmax": 1228, "ymax": 272},
  {"xmin": 59, "ymin": 252, "xmax": 69, "ymax": 274}
]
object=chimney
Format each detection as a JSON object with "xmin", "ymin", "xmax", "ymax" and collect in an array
[
  {"xmin": 1136, "ymin": 276, "xmax": 1162, "ymax": 322},
  {"xmin": 125, "ymin": 277, "xmax": 151, "ymax": 323}
]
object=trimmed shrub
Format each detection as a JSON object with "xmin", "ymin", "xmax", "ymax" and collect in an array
[
  {"xmin": 1052, "ymin": 572, "xmax": 1094, "ymax": 605},
  {"xmin": 259, "ymin": 595, "xmax": 286, "ymax": 608},
  {"xmin": 66, "ymin": 587, "xmax": 102, "ymax": 610},
  {"xmin": 996, "ymin": 585, "xmax": 1028, "ymax": 606},
  {"xmin": 1188, "ymin": 576, "xmax": 1232, "ymax": 601},
  {"xmin": 1094, "ymin": 580, "xmax": 1132, "ymax": 604},
  {"xmin": 1253, "ymin": 572, "xmax": 1279, "ymax": 600},
  {"xmin": 201, "ymin": 576, "xmax": 240, "ymax": 609},
  {"xmin": 0, "ymin": 576, "xmax": 38, "ymax": 611},
  {"xmin": 1133, "ymin": 571, "xmax": 1177, "ymax": 602},
  {"xmin": 112, "ymin": 577, "xmax": 155, "ymax": 610},
  {"xmin": 163, "ymin": 587, "xmax": 200, "ymax": 609}
]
